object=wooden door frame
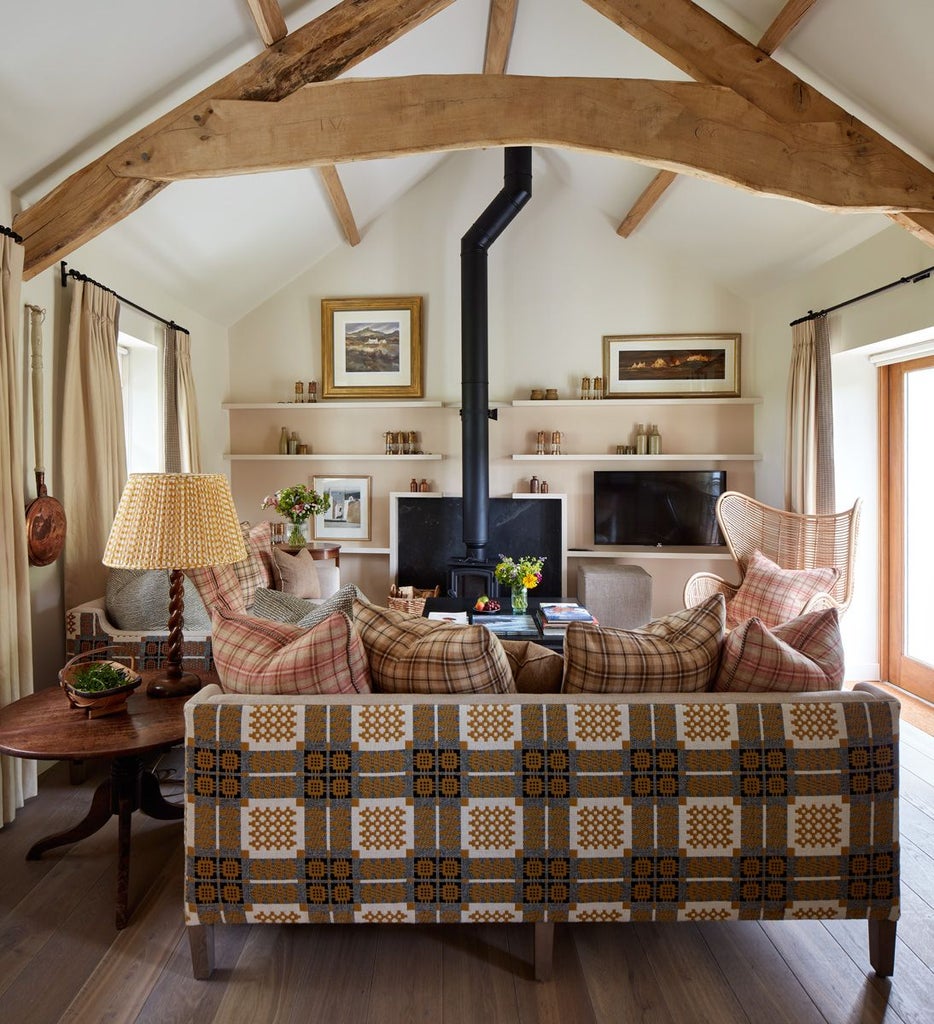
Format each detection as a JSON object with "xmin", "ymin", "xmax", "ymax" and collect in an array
[{"xmin": 880, "ymin": 353, "xmax": 934, "ymax": 699}]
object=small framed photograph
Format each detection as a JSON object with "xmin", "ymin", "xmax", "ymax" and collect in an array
[
  {"xmin": 602, "ymin": 333, "xmax": 740, "ymax": 398},
  {"xmin": 321, "ymin": 296, "xmax": 423, "ymax": 399},
  {"xmin": 313, "ymin": 476, "xmax": 372, "ymax": 541}
]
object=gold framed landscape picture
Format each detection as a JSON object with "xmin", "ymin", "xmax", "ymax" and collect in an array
[
  {"xmin": 321, "ymin": 296, "xmax": 422, "ymax": 399},
  {"xmin": 603, "ymin": 333, "xmax": 740, "ymax": 398},
  {"xmin": 313, "ymin": 476, "xmax": 372, "ymax": 541}
]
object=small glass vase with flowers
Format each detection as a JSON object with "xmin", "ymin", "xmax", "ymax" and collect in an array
[
  {"xmin": 494, "ymin": 553, "xmax": 545, "ymax": 615},
  {"xmin": 261, "ymin": 484, "xmax": 331, "ymax": 547}
]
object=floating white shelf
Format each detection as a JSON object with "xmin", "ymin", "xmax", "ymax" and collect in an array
[
  {"xmin": 568, "ymin": 547, "xmax": 733, "ymax": 561},
  {"xmin": 509, "ymin": 397, "xmax": 762, "ymax": 407},
  {"xmin": 339, "ymin": 546, "xmax": 391, "ymax": 556},
  {"xmin": 223, "ymin": 400, "xmax": 444, "ymax": 410},
  {"xmin": 511, "ymin": 453, "xmax": 761, "ymax": 462},
  {"xmin": 225, "ymin": 453, "xmax": 444, "ymax": 461}
]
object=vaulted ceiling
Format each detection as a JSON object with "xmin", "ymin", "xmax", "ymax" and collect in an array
[{"xmin": 3, "ymin": 0, "xmax": 932, "ymax": 325}]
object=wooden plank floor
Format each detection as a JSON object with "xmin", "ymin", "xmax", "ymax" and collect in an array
[{"xmin": 1, "ymin": 724, "xmax": 932, "ymax": 1024}]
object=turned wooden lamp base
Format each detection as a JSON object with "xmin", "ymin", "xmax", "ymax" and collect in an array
[{"xmin": 148, "ymin": 568, "xmax": 202, "ymax": 699}]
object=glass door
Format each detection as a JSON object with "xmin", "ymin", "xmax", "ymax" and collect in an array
[{"xmin": 881, "ymin": 353, "xmax": 934, "ymax": 700}]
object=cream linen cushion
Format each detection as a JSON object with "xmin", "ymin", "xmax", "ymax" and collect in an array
[
  {"xmin": 562, "ymin": 595, "xmax": 725, "ymax": 694},
  {"xmin": 211, "ymin": 607, "xmax": 370, "ymax": 695},
  {"xmin": 713, "ymin": 607, "xmax": 845, "ymax": 692},
  {"xmin": 352, "ymin": 600, "xmax": 515, "ymax": 694},
  {"xmin": 727, "ymin": 550, "xmax": 839, "ymax": 629},
  {"xmin": 272, "ymin": 546, "xmax": 322, "ymax": 600}
]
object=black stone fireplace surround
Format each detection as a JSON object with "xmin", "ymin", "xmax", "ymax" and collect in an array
[{"xmin": 395, "ymin": 496, "xmax": 562, "ymax": 602}]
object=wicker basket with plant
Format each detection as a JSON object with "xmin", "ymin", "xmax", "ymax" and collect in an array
[{"xmin": 59, "ymin": 647, "xmax": 142, "ymax": 718}]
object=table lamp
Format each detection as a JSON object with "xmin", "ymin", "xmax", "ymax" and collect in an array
[{"xmin": 103, "ymin": 473, "xmax": 247, "ymax": 698}]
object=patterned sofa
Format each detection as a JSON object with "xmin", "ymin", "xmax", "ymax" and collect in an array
[{"xmin": 183, "ymin": 683, "xmax": 900, "ymax": 981}]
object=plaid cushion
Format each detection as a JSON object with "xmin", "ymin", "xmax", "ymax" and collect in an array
[
  {"xmin": 185, "ymin": 564, "xmax": 247, "ymax": 615},
  {"xmin": 352, "ymin": 600, "xmax": 515, "ymax": 694},
  {"xmin": 211, "ymin": 608, "xmax": 370, "ymax": 695},
  {"xmin": 232, "ymin": 521, "xmax": 275, "ymax": 609},
  {"xmin": 714, "ymin": 607, "xmax": 845, "ymax": 692},
  {"xmin": 727, "ymin": 550, "xmax": 839, "ymax": 629},
  {"xmin": 562, "ymin": 595, "xmax": 725, "ymax": 694},
  {"xmin": 272, "ymin": 546, "xmax": 322, "ymax": 600}
]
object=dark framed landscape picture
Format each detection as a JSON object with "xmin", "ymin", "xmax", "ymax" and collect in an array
[
  {"xmin": 321, "ymin": 296, "xmax": 423, "ymax": 399},
  {"xmin": 313, "ymin": 475, "xmax": 371, "ymax": 541},
  {"xmin": 602, "ymin": 333, "xmax": 740, "ymax": 398}
]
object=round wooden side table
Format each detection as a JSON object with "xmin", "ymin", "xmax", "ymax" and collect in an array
[
  {"xmin": 277, "ymin": 541, "xmax": 341, "ymax": 566},
  {"xmin": 0, "ymin": 676, "xmax": 201, "ymax": 928}
]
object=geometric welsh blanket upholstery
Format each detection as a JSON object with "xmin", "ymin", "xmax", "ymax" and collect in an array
[
  {"xmin": 184, "ymin": 690, "xmax": 899, "ymax": 927},
  {"xmin": 66, "ymin": 600, "xmax": 214, "ymax": 671}
]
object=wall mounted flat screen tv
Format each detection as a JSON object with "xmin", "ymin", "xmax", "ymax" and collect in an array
[{"xmin": 594, "ymin": 470, "xmax": 726, "ymax": 547}]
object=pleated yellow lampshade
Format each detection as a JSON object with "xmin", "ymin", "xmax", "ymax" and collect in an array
[{"xmin": 103, "ymin": 473, "xmax": 246, "ymax": 569}]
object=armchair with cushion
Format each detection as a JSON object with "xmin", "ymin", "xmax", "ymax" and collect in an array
[{"xmin": 683, "ymin": 491, "xmax": 861, "ymax": 625}]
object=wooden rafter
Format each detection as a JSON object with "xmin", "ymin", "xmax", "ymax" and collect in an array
[
  {"xmin": 243, "ymin": 0, "xmax": 362, "ymax": 248},
  {"xmin": 105, "ymin": 75, "xmax": 934, "ymax": 217},
  {"xmin": 318, "ymin": 165, "xmax": 361, "ymax": 246},
  {"xmin": 245, "ymin": 0, "xmax": 288, "ymax": 45},
  {"xmin": 757, "ymin": 0, "xmax": 820, "ymax": 56},
  {"xmin": 616, "ymin": 170, "xmax": 677, "ymax": 238},
  {"xmin": 484, "ymin": 0, "xmax": 520, "ymax": 74},
  {"xmin": 13, "ymin": 0, "xmax": 455, "ymax": 279},
  {"xmin": 614, "ymin": 0, "xmax": 821, "ymax": 237},
  {"xmin": 588, "ymin": 0, "xmax": 934, "ymax": 247}
]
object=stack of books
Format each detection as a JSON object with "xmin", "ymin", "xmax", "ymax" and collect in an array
[{"xmin": 535, "ymin": 602, "xmax": 596, "ymax": 635}]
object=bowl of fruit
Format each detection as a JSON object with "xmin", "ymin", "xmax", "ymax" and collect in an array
[{"xmin": 472, "ymin": 595, "xmax": 501, "ymax": 614}]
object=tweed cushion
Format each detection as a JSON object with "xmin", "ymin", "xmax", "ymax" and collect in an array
[
  {"xmin": 252, "ymin": 583, "xmax": 366, "ymax": 628},
  {"xmin": 210, "ymin": 607, "xmax": 370, "ymax": 695},
  {"xmin": 232, "ymin": 521, "xmax": 275, "ymax": 609},
  {"xmin": 105, "ymin": 568, "xmax": 212, "ymax": 632},
  {"xmin": 727, "ymin": 550, "xmax": 839, "ymax": 629},
  {"xmin": 352, "ymin": 600, "xmax": 515, "ymax": 694},
  {"xmin": 714, "ymin": 607, "xmax": 845, "ymax": 692},
  {"xmin": 272, "ymin": 546, "xmax": 322, "ymax": 600},
  {"xmin": 185, "ymin": 563, "xmax": 247, "ymax": 614},
  {"xmin": 562, "ymin": 595, "xmax": 725, "ymax": 694},
  {"xmin": 500, "ymin": 639, "xmax": 564, "ymax": 694}
]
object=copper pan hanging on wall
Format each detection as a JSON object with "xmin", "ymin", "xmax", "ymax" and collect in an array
[{"xmin": 24, "ymin": 305, "xmax": 66, "ymax": 566}]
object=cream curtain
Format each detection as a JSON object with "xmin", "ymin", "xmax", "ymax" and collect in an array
[
  {"xmin": 0, "ymin": 235, "xmax": 37, "ymax": 825},
  {"xmin": 61, "ymin": 280, "xmax": 127, "ymax": 608},
  {"xmin": 785, "ymin": 317, "xmax": 836, "ymax": 514},
  {"xmin": 165, "ymin": 325, "xmax": 201, "ymax": 473}
]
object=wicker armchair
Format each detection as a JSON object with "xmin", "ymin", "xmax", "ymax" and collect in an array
[{"xmin": 683, "ymin": 492, "xmax": 862, "ymax": 616}]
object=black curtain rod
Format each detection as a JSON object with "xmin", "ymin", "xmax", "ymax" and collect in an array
[
  {"xmin": 790, "ymin": 264, "xmax": 934, "ymax": 327},
  {"xmin": 59, "ymin": 260, "xmax": 189, "ymax": 335},
  {"xmin": 1, "ymin": 223, "xmax": 24, "ymax": 243}
]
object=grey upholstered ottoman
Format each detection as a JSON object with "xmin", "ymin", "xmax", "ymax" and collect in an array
[{"xmin": 577, "ymin": 564, "xmax": 652, "ymax": 629}]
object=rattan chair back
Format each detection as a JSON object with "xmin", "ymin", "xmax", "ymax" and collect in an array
[{"xmin": 716, "ymin": 491, "xmax": 862, "ymax": 612}]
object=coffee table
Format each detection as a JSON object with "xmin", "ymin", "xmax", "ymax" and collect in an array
[
  {"xmin": 423, "ymin": 596, "xmax": 566, "ymax": 651},
  {"xmin": 0, "ymin": 676, "xmax": 198, "ymax": 928}
]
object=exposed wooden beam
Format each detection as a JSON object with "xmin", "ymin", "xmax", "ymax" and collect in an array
[
  {"xmin": 244, "ymin": 1, "xmax": 360, "ymax": 251},
  {"xmin": 318, "ymin": 165, "xmax": 361, "ymax": 246},
  {"xmin": 111, "ymin": 75, "xmax": 934, "ymax": 216},
  {"xmin": 13, "ymin": 0, "xmax": 455, "ymax": 280},
  {"xmin": 612, "ymin": 0, "xmax": 822, "ymax": 237},
  {"xmin": 757, "ymin": 0, "xmax": 820, "ymax": 56},
  {"xmin": 484, "ymin": 0, "xmax": 520, "ymax": 74},
  {"xmin": 245, "ymin": 0, "xmax": 288, "ymax": 46},
  {"xmin": 616, "ymin": 170, "xmax": 677, "ymax": 237},
  {"xmin": 585, "ymin": 0, "xmax": 934, "ymax": 247}
]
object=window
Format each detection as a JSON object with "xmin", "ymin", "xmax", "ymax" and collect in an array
[{"xmin": 117, "ymin": 329, "xmax": 163, "ymax": 473}]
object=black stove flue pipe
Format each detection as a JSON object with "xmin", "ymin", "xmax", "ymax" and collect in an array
[{"xmin": 460, "ymin": 147, "xmax": 532, "ymax": 561}]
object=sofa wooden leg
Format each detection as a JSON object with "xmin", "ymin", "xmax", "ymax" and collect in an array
[
  {"xmin": 868, "ymin": 919, "xmax": 896, "ymax": 977},
  {"xmin": 534, "ymin": 921, "xmax": 554, "ymax": 982},
  {"xmin": 188, "ymin": 924, "xmax": 215, "ymax": 979}
]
